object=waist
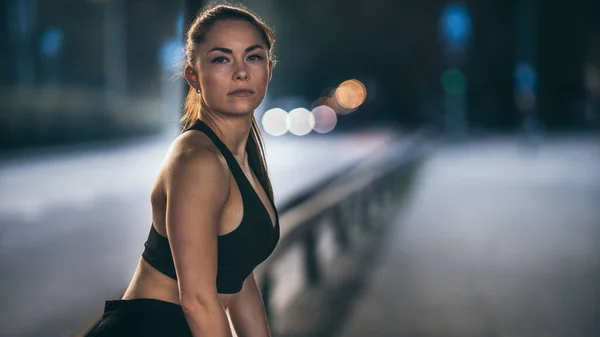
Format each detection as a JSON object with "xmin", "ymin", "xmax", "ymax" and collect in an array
[{"xmin": 124, "ymin": 258, "xmax": 236, "ymax": 309}]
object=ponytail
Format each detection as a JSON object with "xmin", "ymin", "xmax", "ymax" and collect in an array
[
  {"xmin": 180, "ymin": 87, "xmax": 201, "ymax": 131},
  {"xmin": 247, "ymin": 116, "xmax": 274, "ymax": 202}
]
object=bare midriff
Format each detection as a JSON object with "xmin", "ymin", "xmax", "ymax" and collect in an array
[{"xmin": 121, "ymin": 258, "xmax": 237, "ymax": 310}]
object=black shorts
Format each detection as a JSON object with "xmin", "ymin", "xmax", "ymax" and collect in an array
[{"xmin": 85, "ymin": 298, "xmax": 192, "ymax": 337}]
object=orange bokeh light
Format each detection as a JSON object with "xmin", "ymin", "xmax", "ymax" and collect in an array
[{"xmin": 334, "ymin": 79, "xmax": 367, "ymax": 111}]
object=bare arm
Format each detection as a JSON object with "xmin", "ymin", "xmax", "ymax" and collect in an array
[
  {"xmin": 165, "ymin": 144, "xmax": 232, "ymax": 337},
  {"xmin": 228, "ymin": 272, "xmax": 271, "ymax": 337}
]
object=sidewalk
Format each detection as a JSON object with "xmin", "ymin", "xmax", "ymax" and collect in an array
[{"xmin": 336, "ymin": 136, "xmax": 600, "ymax": 337}]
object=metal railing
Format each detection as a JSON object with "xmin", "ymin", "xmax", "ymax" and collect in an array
[{"xmin": 253, "ymin": 137, "xmax": 424, "ymax": 327}]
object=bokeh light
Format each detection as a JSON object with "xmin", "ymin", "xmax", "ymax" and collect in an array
[
  {"xmin": 441, "ymin": 68, "xmax": 467, "ymax": 95},
  {"xmin": 334, "ymin": 79, "xmax": 367, "ymax": 113},
  {"xmin": 261, "ymin": 108, "xmax": 288, "ymax": 136},
  {"xmin": 288, "ymin": 108, "xmax": 312, "ymax": 136},
  {"xmin": 309, "ymin": 105, "xmax": 337, "ymax": 134},
  {"xmin": 311, "ymin": 96, "xmax": 329, "ymax": 110}
]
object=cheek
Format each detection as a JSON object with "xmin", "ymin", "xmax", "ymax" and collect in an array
[
  {"xmin": 200, "ymin": 73, "xmax": 226, "ymax": 103},
  {"xmin": 252, "ymin": 67, "xmax": 270, "ymax": 88}
]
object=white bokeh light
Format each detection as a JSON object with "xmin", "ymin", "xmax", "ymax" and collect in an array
[
  {"xmin": 309, "ymin": 105, "xmax": 337, "ymax": 133},
  {"xmin": 288, "ymin": 108, "xmax": 312, "ymax": 136},
  {"xmin": 261, "ymin": 108, "xmax": 288, "ymax": 136}
]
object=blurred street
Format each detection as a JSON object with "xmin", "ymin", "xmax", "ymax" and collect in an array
[
  {"xmin": 333, "ymin": 135, "xmax": 600, "ymax": 337},
  {"xmin": 1, "ymin": 131, "xmax": 599, "ymax": 337},
  {"xmin": 0, "ymin": 128, "xmax": 399, "ymax": 337},
  {"xmin": 1, "ymin": 0, "xmax": 600, "ymax": 336}
]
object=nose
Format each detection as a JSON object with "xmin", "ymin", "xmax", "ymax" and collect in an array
[{"xmin": 233, "ymin": 63, "xmax": 249, "ymax": 81}]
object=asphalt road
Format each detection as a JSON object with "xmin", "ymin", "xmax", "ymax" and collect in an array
[{"xmin": 336, "ymin": 135, "xmax": 600, "ymax": 337}]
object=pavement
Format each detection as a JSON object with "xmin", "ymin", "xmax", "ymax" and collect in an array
[
  {"xmin": 333, "ymin": 135, "xmax": 600, "ymax": 337},
  {"xmin": 4, "ymin": 132, "xmax": 598, "ymax": 337}
]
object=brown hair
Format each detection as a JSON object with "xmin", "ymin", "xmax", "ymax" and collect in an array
[{"xmin": 181, "ymin": 3, "xmax": 276, "ymax": 202}]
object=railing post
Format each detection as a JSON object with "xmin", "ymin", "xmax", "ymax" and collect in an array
[
  {"xmin": 303, "ymin": 224, "xmax": 321, "ymax": 286},
  {"xmin": 261, "ymin": 271, "xmax": 273, "ymax": 321},
  {"xmin": 331, "ymin": 206, "xmax": 350, "ymax": 251},
  {"xmin": 360, "ymin": 192, "xmax": 371, "ymax": 232},
  {"xmin": 378, "ymin": 180, "xmax": 387, "ymax": 218}
]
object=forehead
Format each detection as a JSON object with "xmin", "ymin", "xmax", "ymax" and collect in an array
[{"xmin": 202, "ymin": 19, "xmax": 265, "ymax": 50}]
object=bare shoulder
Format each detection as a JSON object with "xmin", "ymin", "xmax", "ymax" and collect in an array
[{"xmin": 163, "ymin": 130, "xmax": 230, "ymax": 198}]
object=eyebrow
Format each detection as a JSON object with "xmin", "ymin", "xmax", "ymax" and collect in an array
[{"xmin": 207, "ymin": 44, "xmax": 265, "ymax": 54}]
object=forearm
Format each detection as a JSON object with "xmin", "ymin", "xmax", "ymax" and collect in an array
[
  {"xmin": 229, "ymin": 305, "xmax": 270, "ymax": 337},
  {"xmin": 228, "ymin": 274, "xmax": 271, "ymax": 337},
  {"xmin": 182, "ymin": 300, "xmax": 233, "ymax": 337}
]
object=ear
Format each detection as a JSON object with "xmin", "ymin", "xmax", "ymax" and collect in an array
[
  {"xmin": 184, "ymin": 65, "xmax": 201, "ymax": 92},
  {"xmin": 268, "ymin": 60, "xmax": 274, "ymax": 83}
]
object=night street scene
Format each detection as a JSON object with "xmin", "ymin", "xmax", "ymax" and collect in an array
[{"xmin": 1, "ymin": 0, "xmax": 599, "ymax": 336}]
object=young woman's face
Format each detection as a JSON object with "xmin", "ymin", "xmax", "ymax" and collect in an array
[{"xmin": 192, "ymin": 19, "xmax": 272, "ymax": 118}]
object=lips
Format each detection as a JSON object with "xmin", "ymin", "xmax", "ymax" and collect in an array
[{"xmin": 228, "ymin": 88, "xmax": 255, "ymax": 96}]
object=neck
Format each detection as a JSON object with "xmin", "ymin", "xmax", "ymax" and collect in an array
[{"xmin": 200, "ymin": 113, "xmax": 253, "ymax": 161}]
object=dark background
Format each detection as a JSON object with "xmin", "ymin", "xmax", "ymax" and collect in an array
[{"xmin": 1, "ymin": 0, "xmax": 599, "ymax": 150}]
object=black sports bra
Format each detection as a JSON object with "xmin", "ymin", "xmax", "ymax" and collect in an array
[{"xmin": 142, "ymin": 119, "xmax": 280, "ymax": 294}]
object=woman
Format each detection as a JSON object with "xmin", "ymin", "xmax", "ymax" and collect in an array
[{"xmin": 86, "ymin": 4, "xmax": 280, "ymax": 337}]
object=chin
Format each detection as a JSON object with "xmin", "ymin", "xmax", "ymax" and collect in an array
[{"xmin": 226, "ymin": 102, "xmax": 260, "ymax": 116}]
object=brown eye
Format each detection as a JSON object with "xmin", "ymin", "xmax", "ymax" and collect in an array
[
  {"xmin": 248, "ymin": 54, "xmax": 264, "ymax": 61},
  {"xmin": 212, "ymin": 56, "xmax": 228, "ymax": 63}
]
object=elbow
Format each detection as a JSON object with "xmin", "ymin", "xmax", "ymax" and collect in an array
[
  {"xmin": 180, "ymin": 292, "xmax": 222, "ymax": 315},
  {"xmin": 179, "ymin": 293, "xmax": 233, "ymax": 337}
]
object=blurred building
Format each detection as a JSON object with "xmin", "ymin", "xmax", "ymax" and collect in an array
[
  {"xmin": 0, "ymin": 0, "xmax": 185, "ymax": 150},
  {"xmin": 1, "ymin": 0, "xmax": 598, "ymax": 151}
]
